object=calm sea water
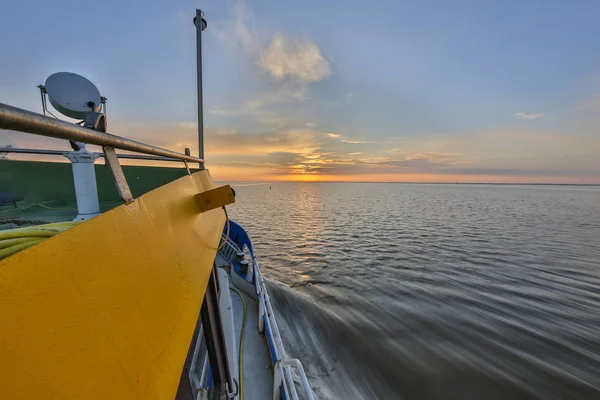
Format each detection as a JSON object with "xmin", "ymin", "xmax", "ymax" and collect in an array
[{"xmin": 225, "ymin": 183, "xmax": 600, "ymax": 400}]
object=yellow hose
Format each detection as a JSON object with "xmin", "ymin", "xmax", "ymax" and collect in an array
[
  {"xmin": 0, "ymin": 221, "xmax": 81, "ymax": 260},
  {"xmin": 0, "ymin": 228, "xmax": 69, "ymax": 240},
  {"xmin": 231, "ymin": 287, "xmax": 247, "ymax": 400},
  {"xmin": 0, "ymin": 237, "xmax": 40, "ymax": 250},
  {"xmin": 0, "ymin": 239, "xmax": 44, "ymax": 259}
]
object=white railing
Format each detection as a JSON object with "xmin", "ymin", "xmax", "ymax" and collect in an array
[
  {"xmin": 218, "ymin": 236, "xmax": 315, "ymax": 400},
  {"xmin": 219, "ymin": 238, "xmax": 239, "ymax": 262},
  {"xmin": 275, "ymin": 359, "xmax": 315, "ymax": 400},
  {"xmin": 254, "ymin": 259, "xmax": 315, "ymax": 400}
]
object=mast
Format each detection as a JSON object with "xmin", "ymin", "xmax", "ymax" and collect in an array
[{"xmin": 194, "ymin": 10, "xmax": 208, "ymax": 168}]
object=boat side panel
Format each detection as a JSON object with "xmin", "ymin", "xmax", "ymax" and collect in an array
[
  {"xmin": 227, "ymin": 220, "xmax": 254, "ymax": 255},
  {"xmin": 0, "ymin": 170, "xmax": 225, "ymax": 400}
]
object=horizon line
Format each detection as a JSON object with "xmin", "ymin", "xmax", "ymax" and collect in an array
[
  {"xmin": 3, "ymin": 159, "xmax": 599, "ymax": 186},
  {"xmin": 219, "ymin": 180, "xmax": 600, "ymax": 186}
]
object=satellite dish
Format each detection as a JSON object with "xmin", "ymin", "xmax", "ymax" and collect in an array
[{"xmin": 44, "ymin": 72, "xmax": 102, "ymax": 119}]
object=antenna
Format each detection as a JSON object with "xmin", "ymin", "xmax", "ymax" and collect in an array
[
  {"xmin": 38, "ymin": 72, "xmax": 107, "ymax": 150},
  {"xmin": 35, "ymin": 72, "xmax": 107, "ymax": 220},
  {"xmin": 42, "ymin": 72, "xmax": 102, "ymax": 119}
]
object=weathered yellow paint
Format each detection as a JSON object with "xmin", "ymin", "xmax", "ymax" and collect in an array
[
  {"xmin": 0, "ymin": 170, "xmax": 227, "ymax": 400},
  {"xmin": 195, "ymin": 184, "xmax": 235, "ymax": 213}
]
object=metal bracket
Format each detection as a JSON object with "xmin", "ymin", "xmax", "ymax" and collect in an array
[
  {"xmin": 226, "ymin": 379, "xmax": 239, "ymax": 399},
  {"xmin": 184, "ymin": 147, "xmax": 191, "ymax": 175},
  {"xmin": 195, "ymin": 185, "xmax": 235, "ymax": 213},
  {"xmin": 83, "ymin": 112, "xmax": 107, "ymax": 132},
  {"xmin": 103, "ymin": 146, "xmax": 133, "ymax": 203}
]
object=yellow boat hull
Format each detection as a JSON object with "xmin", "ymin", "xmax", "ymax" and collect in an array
[{"xmin": 0, "ymin": 170, "xmax": 226, "ymax": 399}]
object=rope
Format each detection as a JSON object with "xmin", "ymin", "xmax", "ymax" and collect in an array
[
  {"xmin": 0, "ymin": 200, "xmax": 73, "ymax": 214},
  {"xmin": 32, "ymin": 202, "xmax": 74, "ymax": 210},
  {"xmin": 28, "ymin": 199, "xmax": 73, "ymax": 210},
  {"xmin": 0, "ymin": 217, "xmax": 51, "ymax": 226},
  {"xmin": 231, "ymin": 287, "xmax": 247, "ymax": 400}
]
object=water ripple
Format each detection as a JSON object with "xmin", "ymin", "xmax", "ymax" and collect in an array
[{"xmin": 226, "ymin": 182, "xmax": 600, "ymax": 399}]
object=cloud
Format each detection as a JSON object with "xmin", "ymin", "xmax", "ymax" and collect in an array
[
  {"xmin": 387, "ymin": 148, "xmax": 404, "ymax": 154},
  {"xmin": 378, "ymin": 152, "xmax": 464, "ymax": 170},
  {"xmin": 174, "ymin": 122, "xmax": 197, "ymax": 129},
  {"xmin": 320, "ymin": 131, "xmax": 373, "ymax": 144},
  {"xmin": 5, "ymin": 106, "xmax": 598, "ymax": 183},
  {"xmin": 207, "ymin": 85, "xmax": 308, "ymax": 128},
  {"xmin": 340, "ymin": 139, "xmax": 370, "ymax": 144},
  {"xmin": 205, "ymin": 128, "xmax": 321, "ymax": 156},
  {"xmin": 214, "ymin": 1, "xmax": 259, "ymax": 54},
  {"xmin": 201, "ymin": 130, "xmax": 472, "ymax": 178},
  {"xmin": 515, "ymin": 112, "xmax": 544, "ymax": 120},
  {"xmin": 208, "ymin": 101, "xmax": 261, "ymax": 117},
  {"xmin": 404, "ymin": 152, "xmax": 461, "ymax": 162},
  {"xmin": 258, "ymin": 33, "xmax": 330, "ymax": 82},
  {"xmin": 208, "ymin": 107, "xmax": 229, "ymax": 116},
  {"xmin": 208, "ymin": 1, "xmax": 333, "ymax": 131},
  {"xmin": 215, "ymin": 1, "xmax": 330, "ymax": 84}
]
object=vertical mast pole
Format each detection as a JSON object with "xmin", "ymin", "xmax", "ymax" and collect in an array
[{"xmin": 194, "ymin": 9, "xmax": 207, "ymax": 168}]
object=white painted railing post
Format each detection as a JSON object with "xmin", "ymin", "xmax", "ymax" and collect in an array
[
  {"xmin": 64, "ymin": 146, "xmax": 101, "ymax": 220},
  {"xmin": 273, "ymin": 362, "xmax": 283, "ymax": 400}
]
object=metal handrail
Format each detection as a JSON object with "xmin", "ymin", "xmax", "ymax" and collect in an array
[
  {"xmin": 0, "ymin": 103, "xmax": 203, "ymax": 164},
  {"xmin": 0, "ymin": 147, "xmax": 184, "ymax": 162},
  {"xmin": 281, "ymin": 358, "xmax": 315, "ymax": 400},
  {"xmin": 217, "ymin": 236, "xmax": 317, "ymax": 400},
  {"xmin": 253, "ymin": 258, "xmax": 315, "ymax": 400}
]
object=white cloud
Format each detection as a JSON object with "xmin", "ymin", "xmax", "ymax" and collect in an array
[
  {"xmin": 210, "ymin": 2, "xmax": 329, "ymax": 128},
  {"xmin": 321, "ymin": 131, "xmax": 372, "ymax": 144},
  {"xmin": 208, "ymin": 107, "xmax": 229, "ymax": 116},
  {"xmin": 515, "ymin": 112, "xmax": 544, "ymax": 120},
  {"xmin": 216, "ymin": 1, "xmax": 330, "ymax": 84},
  {"xmin": 387, "ymin": 148, "xmax": 404, "ymax": 154},
  {"xmin": 340, "ymin": 139, "xmax": 369, "ymax": 144},
  {"xmin": 207, "ymin": 85, "xmax": 309, "ymax": 129},
  {"xmin": 214, "ymin": 1, "xmax": 259, "ymax": 54},
  {"xmin": 258, "ymin": 33, "xmax": 330, "ymax": 82}
]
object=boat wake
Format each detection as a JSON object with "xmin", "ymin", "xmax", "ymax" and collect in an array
[
  {"xmin": 268, "ymin": 280, "xmax": 600, "ymax": 400},
  {"xmin": 268, "ymin": 280, "xmax": 388, "ymax": 399}
]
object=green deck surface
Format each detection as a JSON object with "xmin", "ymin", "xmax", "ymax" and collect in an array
[{"xmin": 0, "ymin": 160, "xmax": 195, "ymax": 222}]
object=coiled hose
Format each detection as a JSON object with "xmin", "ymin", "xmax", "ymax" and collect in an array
[{"xmin": 0, "ymin": 221, "xmax": 81, "ymax": 260}]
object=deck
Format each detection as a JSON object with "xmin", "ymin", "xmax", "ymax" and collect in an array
[{"xmin": 230, "ymin": 280, "xmax": 274, "ymax": 400}]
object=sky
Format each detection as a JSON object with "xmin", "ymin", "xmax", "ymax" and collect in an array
[{"xmin": 1, "ymin": 0, "xmax": 600, "ymax": 183}]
